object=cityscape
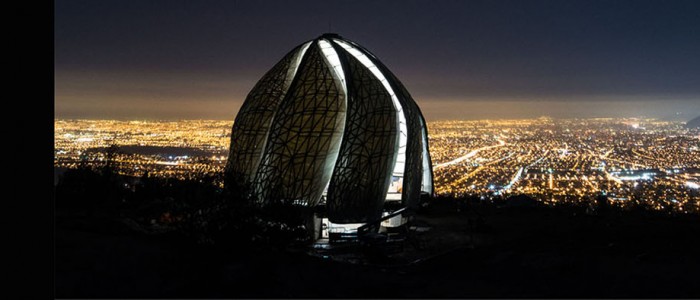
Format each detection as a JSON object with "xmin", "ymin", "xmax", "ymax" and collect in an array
[
  {"xmin": 51, "ymin": 1, "xmax": 700, "ymax": 298},
  {"xmin": 54, "ymin": 119, "xmax": 231, "ymax": 180},
  {"xmin": 55, "ymin": 117, "xmax": 700, "ymax": 214}
]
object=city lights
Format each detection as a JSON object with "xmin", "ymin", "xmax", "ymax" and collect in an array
[
  {"xmin": 429, "ymin": 117, "xmax": 699, "ymax": 213},
  {"xmin": 54, "ymin": 117, "xmax": 700, "ymax": 213}
]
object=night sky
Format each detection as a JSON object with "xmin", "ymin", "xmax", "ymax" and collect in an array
[{"xmin": 55, "ymin": 0, "xmax": 700, "ymax": 121}]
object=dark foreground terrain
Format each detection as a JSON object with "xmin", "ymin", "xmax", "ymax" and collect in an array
[{"xmin": 56, "ymin": 201, "xmax": 700, "ymax": 298}]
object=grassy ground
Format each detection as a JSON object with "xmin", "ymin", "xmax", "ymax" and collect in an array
[{"xmin": 55, "ymin": 201, "xmax": 700, "ymax": 298}]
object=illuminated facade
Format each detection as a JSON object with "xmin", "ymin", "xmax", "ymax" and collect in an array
[{"xmin": 225, "ymin": 33, "xmax": 433, "ymax": 224}]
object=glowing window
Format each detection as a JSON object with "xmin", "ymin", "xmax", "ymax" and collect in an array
[
  {"xmin": 285, "ymin": 41, "xmax": 312, "ymax": 89},
  {"xmin": 332, "ymin": 39, "xmax": 408, "ymax": 199},
  {"xmin": 318, "ymin": 39, "xmax": 347, "ymax": 95}
]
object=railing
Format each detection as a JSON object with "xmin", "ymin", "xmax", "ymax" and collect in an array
[{"xmin": 357, "ymin": 207, "xmax": 407, "ymax": 240}]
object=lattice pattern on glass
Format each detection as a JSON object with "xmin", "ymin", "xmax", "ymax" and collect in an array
[
  {"xmin": 225, "ymin": 42, "xmax": 311, "ymax": 183},
  {"xmin": 253, "ymin": 44, "xmax": 347, "ymax": 206},
  {"xmin": 326, "ymin": 43, "xmax": 397, "ymax": 223},
  {"xmin": 225, "ymin": 34, "xmax": 434, "ymax": 222}
]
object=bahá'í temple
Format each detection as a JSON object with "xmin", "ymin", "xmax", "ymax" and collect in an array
[{"xmin": 225, "ymin": 33, "xmax": 433, "ymax": 242}]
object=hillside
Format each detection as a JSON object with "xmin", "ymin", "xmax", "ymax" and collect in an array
[{"xmin": 55, "ymin": 201, "xmax": 700, "ymax": 298}]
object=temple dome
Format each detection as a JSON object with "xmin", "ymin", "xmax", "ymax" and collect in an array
[{"xmin": 226, "ymin": 34, "xmax": 433, "ymax": 223}]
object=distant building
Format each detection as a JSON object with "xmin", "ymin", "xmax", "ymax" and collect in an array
[{"xmin": 225, "ymin": 33, "xmax": 433, "ymax": 235}]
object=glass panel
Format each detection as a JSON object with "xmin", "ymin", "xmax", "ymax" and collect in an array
[{"xmin": 332, "ymin": 39, "xmax": 408, "ymax": 201}]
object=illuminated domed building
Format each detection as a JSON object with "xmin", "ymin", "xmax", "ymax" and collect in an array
[{"xmin": 225, "ymin": 33, "xmax": 432, "ymax": 241}]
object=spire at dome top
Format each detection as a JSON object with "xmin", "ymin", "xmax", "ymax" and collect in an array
[{"xmin": 320, "ymin": 33, "xmax": 341, "ymax": 39}]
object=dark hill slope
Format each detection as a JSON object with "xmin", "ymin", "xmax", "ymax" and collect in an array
[{"xmin": 687, "ymin": 115, "xmax": 700, "ymax": 128}]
